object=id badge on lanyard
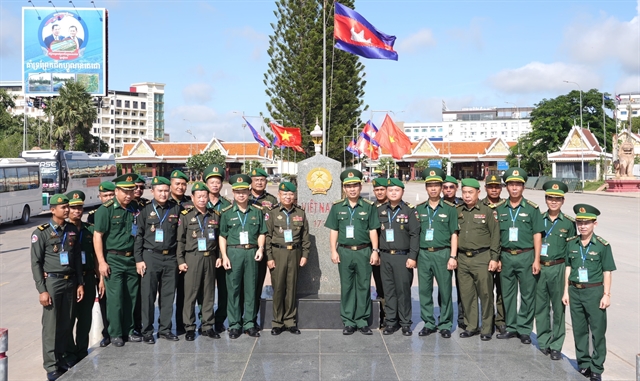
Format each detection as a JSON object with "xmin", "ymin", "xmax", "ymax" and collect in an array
[
  {"xmin": 60, "ymin": 251, "xmax": 70, "ymax": 265},
  {"xmin": 578, "ymin": 267, "xmax": 589, "ymax": 282},
  {"xmin": 284, "ymin": 229, "xmax": 293, "ymax": 242},
  {"xmin": 509, "ymin": 227, "xmax": 518, "ymax": 242},
  {"xmin": 208, "ymin": 229, "xmax": 216, "ymax": 240},
  {"xmin": 81, "ymin": 251, "xmax": 86, "ymax": 264},
  {"xmin": 541, "ymin": 243, "xmax": 549, "ymax": 257},
  {"xmin": 386, "ymin": 229, "xmax": 395, "ymax": 242},
  {"xmin": 197, "ymin": 237, "xmax": 207, "ymax": 251},
  {"xmin": 240, "ymin": 231, "xmax": 249, "ymax": 245},
  {"xmin": 131, "ymin": 224, "xmax": 138, "ymax": 236},
  {"xmin": 155, "ymin": 228, "xmax": 164, "ymax": 242},
  {"xmin": 425, "ymin": 228, "xmax": 434, "ymax": 241},
  {"xmin": 346, "ymin": 225, "xmax": 355, "ymax": 239}
]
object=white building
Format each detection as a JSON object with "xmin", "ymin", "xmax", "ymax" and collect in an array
[
  {"xmin": 401, "ymin": 106, "xmax": 533, "ymax": 142},
  {"xmin": 0, "ymin": 81, "xmax": 48, "ymax": 119},
  {"xmin": 614, "ymin": 93, "xmax": 640, "ymax": 127}
]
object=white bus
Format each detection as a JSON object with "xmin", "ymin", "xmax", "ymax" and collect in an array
[
  {"xmin": 20, "ymin": 150, "xmax": 117, "ymax": 207},
  {"xmin": 0, "ymin": 158, "xmax": 43, "ymax": 224}
]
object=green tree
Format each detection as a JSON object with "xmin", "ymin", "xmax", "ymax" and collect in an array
[
  {"xmin": 415, "ymin": 159, "xmax": 431, "ymax": 171},
  {"xmin": 264, "ymin": 0, "xmax": 367, "ymax": 162},
  {"xmin": 376, "ymin": 157, "xmax": 398, "ymax": 177},
  {"xmin": 45, "ymin": 81, "xmax": 97, "ymax": 150},
  {"xmin": 186, "ymin": 149, "xmax": 226, "ymax": 178},
  {"xmin": 619, "ymin": 115, "xmax": 640, "ymax": 134},
  {"xmin": 241, "ymin": 160, "xmax": 264, "ymax": 173}
]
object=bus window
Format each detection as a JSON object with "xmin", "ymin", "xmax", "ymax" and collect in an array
[
  {"xmin": 0, "ymin": 168, "xmax": 5, "ymax": 193},
  {"xmin": 17, "ymin": 167, "xmax": 29, "ymax": 190},
  {"xmin": 5, "ymin": 167, "xmax": 18, "ymax": 192},
  {"xmin": 29, "ymin": 166, "xmax": 40, "ymax": 189}
]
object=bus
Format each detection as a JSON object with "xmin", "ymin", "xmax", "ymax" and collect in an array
[
  {"xmin": 0, "ymin": 158, "xmax": 43, "ymax": 224},
  {"xmin": 20, "ymin": 150, "xmax": 117, "ymax": 207}
]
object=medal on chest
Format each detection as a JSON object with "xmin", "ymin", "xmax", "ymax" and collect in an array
[
  {"xmin": 150, "ymin": 224, "xmax": 156, "ymax": 233},
  {"xmin": 192, "ymin": 230, "xmax": 198, "ymax": 238}
]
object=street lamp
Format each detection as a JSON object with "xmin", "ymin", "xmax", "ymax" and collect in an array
[
  {"xmin": 505, "ymin": 101, "xmax": 521, "ymax": 167},
  {"xmin": 563, "ymin": 80, "xmax": 584, "ymax": 186}
]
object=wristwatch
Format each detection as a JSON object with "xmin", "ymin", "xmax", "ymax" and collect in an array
[
  {"xmin": 449, "ymin": 256, "xmax": 457, "ymax": 260},
  {"xmin": 372, "ymin": 248, "xmax": 380, "ymax": 253}
]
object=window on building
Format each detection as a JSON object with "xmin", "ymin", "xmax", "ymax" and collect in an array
[
  {"xmin": 110, "ymin": 119, "xmax": 114, "ymax": 124},
  {"xmin": 413, "ymin": 128, "xmax": 419, "ymax": 133},
  {"xmin": 116, "ymin": 139, "xmax": 121, "ymax": 143},
  {"xmin": 140, "ymin": 122, "xmax": 145, "ymax": 126},
  {"xmin": 438, "ymin": 128, "xmax": 443, "ymax": 132},
  {"xmin": 116, "ymin": 130, "xmax": 121, "ymax": 134},
  {"xmin": 124, "ymin": 100, "xmax": 130, "ymax": 108},
  {"xmin": 140, "ymin": 113, "xmax": 145, "ymax": 117},
  {"xmin": 110, "ymin": 129, "xmax": 114, "ymax": 133},
  {"xmin": 413, "ymin": 136, "xmax": 419, "ymax": 141},
  {"xmin": 115, "ymin": 121, "xmax": 120, "ymax": 125},
  {"xmin": 110, "ymin": 100, "xmax": 114, "ymax": 106},
  {"xmin": 501, "ymin": 131, "xmax": 506, "ymax": 135},
  {"xmin": 621, "ymin": 111, "xmax": 627, "ymax": 115},
  {"xmin": 110, "ymin": 110, "xmax": 114, "ymax": 115},
  {"xmin": 480, "ymin": 131, "xmax": 486, "ymax": 136},
  {"xmin": 405, "ymin": 129, "xmax": 411, "ymax": 133},
  {"xmin": 471, "ymin": 132, "xmax": 476, "ymax": 136},
  {"xmin": 132, "ymin": 112, "xmax": 136, "ymax": 116},
  {"xmin": 115, "ymin": 111, "xmax": 120, "ymax": 115},
  {"xmin": 140, "ymin": 131, "xmax": 145, "ymax": 135},
  {"xmin": 116, "ymin": 100, "xmax": 122, "ymax": 107},
  {"xmin": 141, "ymin": 102, "xmax": 146, "ymax": 109},
  {"xmin": 133, "ymin": 101, "xmax": 138, "ymax": 109},
  {"xmin": 131, "ymin": 121, "xmax": 136, "ymax": 126},
  {"xmin": 633, "ymin": 111, "xmax": 638, "ymax": 115},
  {"xmin": 430, "ymin": 128, "xmax": 436, "ymax": 133},
  {"xmin": 110, "ymin": 138, "xmax": 114, "ymax": 143},
  {"xmin": 123, "ymin": 111, "xmax": 128, "ymax": 116}
]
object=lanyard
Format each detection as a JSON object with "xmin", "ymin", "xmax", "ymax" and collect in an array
[
  {"xmin": 544, "ymin": 217, "xmax": 559, "ymax": 241},
  {"xmin": 236, "ymin": 210, "xmax": 248, "ymax": 231},
  {"xmin": 427, "ymin": 205, "xmax": 439, "ymax": 229},
  {"xmin": 347, "ymin": 204, "xmax": 357, "ymax": 225},
  {"xmin": 282, "ymin": 208, "xmax": 291, "ymax": 229},
  {"xmin": 50, "ymin": 220, "xmax": 68, "ymax": 247},
  {"xmin": 388, "ymin": 206, "xmax": 401, "ymax": 229},
  {"xmin": 509, "ymin": 206, "xmax": 521, "ymax": 227},
  {"xmin": 196, "ymin": 214, "xmax": 208, "ymax": 234},
  {"xmin": 152, "ymin": 202, "xmax": 170, "ymax": 226},
  {"xmin": 579, "ymin": 242, "xmax": 591, "ymax": 267}
]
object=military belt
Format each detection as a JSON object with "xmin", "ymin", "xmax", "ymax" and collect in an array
[
  {"xmin": 338, "ymin": 244, "xmax": 371, "ymax": 251},
  {"xmin": 108, "ymin": 250, "xmax": 133, "ymax": 257},
  {"xmin": 229, "ymin": 244, "xmax": 258, "ymax": 249},
  {"xmin": 147, "ymin": 248, "xmax": 176, "ymax": 255},
  {"xmin": 420, "ymin": 246, "xmax": 448, "ymax": 252},
  {"xmin": 540, "ymin": 258, "xmax": 565, "ymax": 267},
  {"xmin": 570, "ymin": 281, "xmax": 603, "ymax": 289},
  {"xmin": 380, "ymin": 249, "xmax": 409, "ymax": 255},
  {"xmin": 502, "ymin": 248, "xmax": 533, "ymax": 255},
  {"xmin": 459, "ymin": 247, "xmax": 490, "ymax": 257},
  {"xmin": 272, "ymin": 243, "xmax": 301, "ymax": 250},
  {"xmin": 46, "ymin": 272, "xmax": 75, "ymax": 280}
]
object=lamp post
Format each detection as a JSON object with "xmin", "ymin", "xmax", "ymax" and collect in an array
[
  {"xmin": 185, "ymin": 128, "xmax": 196, "ymax": 179},
  {"xmin": 564, "ymin": 80, "xmax": 584, "ymax": 185},
  {"xmin": 505, "ymin": 101, "xmax": 521, "ymax": 167},
  {"xmin": 311, "ymin": 121, "xmax": 323, "ymax": 156}
]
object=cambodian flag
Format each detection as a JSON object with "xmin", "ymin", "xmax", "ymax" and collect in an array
[
  {"xmin": 243, "ymin": 117, "xmax": 270, "ymax": 148},
  {"xmin": 346, "ymin": 138, "xmax": 360, "ymax": 155},
  {"xmin": 334, "ymin": 2, "xmax": 398, "ymax": 61}
]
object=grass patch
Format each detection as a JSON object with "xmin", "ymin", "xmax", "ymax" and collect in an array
[{"xmin": 582, "ymin": 180, "xmax": 605, "ymax": 191}]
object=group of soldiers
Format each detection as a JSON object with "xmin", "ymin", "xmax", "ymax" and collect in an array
[{"xmin": 30, "ymin": 164, "xmax": 614, "ymax": 381}]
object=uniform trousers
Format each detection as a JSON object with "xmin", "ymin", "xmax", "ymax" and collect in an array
[
  {"xmin": 226, "ymin": 247, "xmax": 258, "ymax": 331},
  {"xmin": 380, "ymin": 252, "xmax": 413, "ymax": 328},
  {"xmin": 457, "ymin": 250, "xmax": 494, "ymax": 335},
  {"xmin": 41, "ymin": 277, "xmax": 75, "ymax": 373},
  {"xmin": 65, "ymin": 274, "xmax": 96, "ymax": 363},
  {"xmin": 105, "ymin": 253, "xmax": 138, "ymax": 338},
  {"xmin": 141, "ymin": 251, "xmax": 177, "ymax": 336},
  {"xmin": 270, "ymin": 248, "xmax": 302, "ymax": 328},
  {"xmin": 337, "ymin": 247, "xmax": 372, "ymax": 328},
  {"xmin": 535, "ymin": 263, "xmax": 566, "ymax": 351},
  {"xmin": 418, "ymin": 248, "xmax": 453, "ymax": 330},
  {"xmin": 500, "ymin": 249, "xmax": 537, "ymax": 335},
  {"xmin": 569, "ymin": 284, "xmax": 608, "ymax": 374},
  {"xmin": 182, "ymin": 251, "xmax": 216, "ymax": 332},
  {"xmin": 214, "ymin": 266, "xmax": 228, "ymax": 326}
]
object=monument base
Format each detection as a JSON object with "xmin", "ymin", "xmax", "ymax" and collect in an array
[
  {"xmin": 605, "ymin": 179, "xmax": 640, "ymax": 192},
  {"xmin": 259, "ymin": 294, "xmax": 381, "ymax": 329}
]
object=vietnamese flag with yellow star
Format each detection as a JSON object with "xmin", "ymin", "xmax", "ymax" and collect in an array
[
  {"xmin": 270, "ymin": 122, "xmax": 302, "ymax": 148},
  {"xmin": 374, "ymin": 114, "xmax": 412, "ymax": 160}
]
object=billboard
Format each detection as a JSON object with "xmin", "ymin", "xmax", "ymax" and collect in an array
[
  {"xmin": 22, "ymin": 7, "xmax": 107, "ymax": 96},
  {"xmin": 428, "ymin": 159, "xmax": 442, "ymax": 168}
]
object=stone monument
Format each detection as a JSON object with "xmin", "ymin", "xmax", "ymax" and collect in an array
[{"xmin": 607, "ymin": 106, "xmax": 640, "ymax": 192}]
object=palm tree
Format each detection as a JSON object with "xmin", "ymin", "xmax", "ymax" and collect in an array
[{"xmin": 45, "ymin": 81, "xmax": 97, "ymax": 150}]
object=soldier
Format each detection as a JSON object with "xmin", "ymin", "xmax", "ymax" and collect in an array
[
  {"xmin": 204, "ymin": 164, "xmax": 232, "ymax": 333},
  {"xmin": 325, "ymin": 169, "xmax": 380, "ymax": 335},
  {"xmin": 131, "ymin": 176, "xmax": 148, "ymax": 340},
  {"xmin": 456, "ymin": 179, "xmax": 500, "ymax": 341},
  {"xmin": 30, "ymin": 194, "xmax": 84, "ymax": 381},
  {"xmin": 483, "ymin": 174, "xmax": 506, "ymax": 335},
  {"xmin": 495, "ymin": 167, "xmax": 544, "ymax": 344},
  {"xmin": 87, "ymin": 181, "xmax": 115, "ymax": 225},
  {"xmin": 170, "ymin": 169, "xmax": 192, "ymax": 334},
  {"xmin": 563, "ymin": 204, "xmax": 615, "ymax": 381},
  {"xmin": 134, "ymin": 176, "xmax": 150, "ymax": 205},
  {"xmin": 93, "ymin": 174, "xmax": 140, "ymax": 347},
  {"xmin": 134, "ymin": 176, "xmax": 182, "ymax": 344},
  {"xmin": 377, "ymin": 178, "xmax": 419, "ymax": 336},
  {"xmin": 441, "ymin": 175, "xmax": 464, "ymax": 329},
  {"xmin": 370, "ymin": 177, "xmax": 387, "ymax": 329},
  {"xmin": 415, "ymin": 168, "xmax": 458, "ymax": 339},
  {"xmin": 177, "ymin": 182, "xmax": 222, "ymax": 340},
  {"xmin": 265, "ymin": 182, "xmax": 311, "ymax": 335},
  {"xmin": 220, "ymin": 174, "xmax": 267, "ymax": 339}
]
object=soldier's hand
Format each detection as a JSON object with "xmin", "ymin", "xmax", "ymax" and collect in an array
[
  {"xmin": 77, "ymin": 285, "xmax": 84, "ymax": 302},
  {"xmin": 331, "ymin": 251, "xmax": 340, "ymax": 264},
  {"xmin": 215, "ymin": 258, "xmax": 222, "ymax": 268},
  {"xmin": 599, "ymin": 295, "xmax": 610, "ymax": 309},
  {"xmin": 39, "ymin": 292, "xmax": 52, "ymax": 307},
  {"xmin": 178, "ymin": 263, "xmax": 188, "ymax": 273},
  {"xmin": 497, "ymin": 260, "xmax": 502, "ymax": 272},
  {"xmin": 447, "ymin": 257, "xmax": 457, "ymax": 270},
  {"xmin": 532, "ymin": 261, "xmax": 540, "ymax": 275},
  {"xmin": 223, "ymin": 257, "xmax": 231, "ymax": 270},
  {"xmin": 255, "ymin": 250, "xmax": 263, "ymax": 262},
  {"xmin": 136, "ymin": 261, "xmax": 147, "ymax": 277},
  {"xmin": 98, "ymin": 280, "xmax": 105, "ymax": 299},
  {"xmin": 299, "ymin": 257, "xmax": 307, "ymax": 267},
  {"xmin": 267, "ymin": 260, "xmax": 276, "ymax": 269},
  {"xmin": 370, "ymin": 252, "xmax": 379, "ymax": 266},
  {"xmin": 406, "ymin": 259, "xmax": 417, "ymax": 269},
  {"xmin": 562, "ymin": 292, "xmax": 570, "ymax": 306},
  {"xmin": 99, "ymin": 261, "xmax": 110, "ymax": 278},
  {"xmin": 488, "ymin": 260, "xmax": 498, "ymax": 272}
]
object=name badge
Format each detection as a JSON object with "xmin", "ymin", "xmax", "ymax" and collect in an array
[
  {"xmin": 425, "ymin": 228, "xmax": 434, "ymax": 241},
  {"xmin": 155, "ymin": 229, "xmax": 164, "ymax": 242},
  {"xmin": 346, "ymin": 225, "xmax": 355, "ymax": 239},
  {"xmin": 385, "ymin": 229, "xmax": 395, "ymax": 242},
  {"xmin": 541, "ymin": 243, "xmax": 549, "ymax": 257},
  {"xmin": 509, "ymin": 227, "xmax": 518, "ymax": 242},
  {"xmin": 578, "ymin": 267, "xmax": 589, "ymax": 282},
  {"xmin": 198, "ymin": 238, "xmax": 207, "ymax": 251},
  {"xmin": 208, "ymin": 230, "xmax": 216, "ymax": 240},
  {"xmin": 81, "ymin": 251, "xmax": 86, "ymax": 264},
  {"xmin": 240, "ymin": 231, "xmax": 249, "ymax": 245},
  {"xmin": 60, "ymin": 251, "xmax": 69, "ymax": 266},
  {"xmin": 131, "ymin": 224, "xmax": 138, "ymax": 236},
  {"xmin": 284, "ymin": 229, "xmax": 293, "ymax": 243}
]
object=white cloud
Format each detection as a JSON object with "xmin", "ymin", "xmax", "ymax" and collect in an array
[
  {"xmin": 182, "ymin": 83, "xmax": 214, "ymax": 104},
  {"xmin": 487, "ymin": 62, "xmax": 601, "ymax": 94},
  {"xmin": 616, "ymin": 75, "xmax": 640, "ymax": 94},
  {"xmin": 167, "ymin": 107, "xmax": 245, "ymax": 142},
  {"xmin": 397, "ymin": 29, "xmax": 436, "ymax": 53},
  {"xmin": 447, "ymin": 18, "xmax": 485, "ymax": 51},
  {"xmin": 0, "ymin": 7, "xmax": 21, "ymax": 58},
  {"xmin": 225, "ymin": 26, "xmax": 268, "ymax": 60}
]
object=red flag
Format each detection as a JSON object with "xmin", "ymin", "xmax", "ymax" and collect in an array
[
  {"xmin": 364, "ymin": 139, "xmax": 379, "ymax": 160},
  {"xmin": 375, "ymin": 114, "xmax": 411, "ymax": 159},
  {"xmin": 292, "ymin": 145, "xmax": 305, "ymax": 153},
  {"xmin": 270, "ymin": 122, "xmax": 302, "ymax": 147}
]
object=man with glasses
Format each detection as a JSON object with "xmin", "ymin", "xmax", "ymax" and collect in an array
[{"xmin": 134, "ymin": 177, "xmax": 150, "ymax": 206}]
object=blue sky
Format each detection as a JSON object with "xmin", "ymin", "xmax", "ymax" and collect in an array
[{"xmin": 1, "ymin": 0, "xmax": 638, "ymax": 143}]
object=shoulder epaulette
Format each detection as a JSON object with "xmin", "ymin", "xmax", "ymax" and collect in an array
[
  {"xmin": 494, "ymin": 199, "xmax": 506, "ymax": 207},
  {"xmin": 88, "ymin": 209, "xmax": 96, "ymax": 215},
  {"xmin": 456, "ymin": 203, "xmax": 464, "ymax": 208},
  {"xmin": 333, "ymin": 198, "xmax": 344, "ymax": 205},
  {"xmin": 526, "ymin": 199, "xmax": 539, "ymax": 208},
  {"xmin": 221, "ymin": 205, "xmax": 233, "ymax": 213},
  {"xmin": 405, "ymin": 202, "xmax": 415, "ymax": 209},
  {"xmin": 443, "ymin": 200, "xmax": 456, "ymax": 207},
  {"xmin": 596, "ymin": 236, "xmax": 609, "ymax": 246},
  {"xmin": 223, "ymin": 196, "xmax": 232, "ymax": 203},
  {"xmin": 488, "ymin": 203, "xmax": 498, "ymax": 209},
  {"xmin": 103, "ymin": 199, "xmax": 114, "ymax": 208},
  {"xmin": 416, "ymin": 200, "xmax": 428, "ymax": 207},
  {"xmin": 184, "ymin": 205, "xmax": 194, "ymax": 211},
  {"xmin": 563, "ymin": 213, "xmax": 575, "ymax": 222},
  {"xmin": 375, "ymin": 203, "xmax": 385, "ymax": 208},
  {"xmin": 272, "ymin": 203, "xmax": 281, "ymax": 210},
  {"xmin": 251, "ymin": 204, "xmax": 264, "ymax": 211},
  {"xmin": 213, "ymin": 209, "xmax": 220, "ymax": 216},
  {"xmin": 362, "ymin": 198, "xmax": 374, "ymax": 205},
  {"xmin": 83, "ymin": 221, "xmax": 94, "ymax": 227},
  {"xmin": 566, "ymin": 235, "xmax": 579, "ymax": 242},
  {"xmin": 181, "ymin": 209, "xmax": 190, "ymax": 215},
  {"xmin": 37, "ymin": 223, "xmax": 50, "ymax": 231}
]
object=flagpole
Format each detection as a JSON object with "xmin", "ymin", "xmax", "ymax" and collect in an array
[
  {"xmin": 322, "ymin": 0, "xmax": 327, "ymax": 156},
  {"xmin": 602, "ymin": 93, "xmax": 606, "ymax": 153}
]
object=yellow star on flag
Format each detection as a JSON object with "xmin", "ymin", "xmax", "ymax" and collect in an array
[
  {"xmin": 281, "ymin": 130, "xmax": 293, "ymax": 141},
  {"xmin": 389, "ymin": 135, "xmax": 396, "ymax": 143}
]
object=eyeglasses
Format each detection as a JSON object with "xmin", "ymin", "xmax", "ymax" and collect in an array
[
  {"xmin": 135, "ymin": 186, "xmax": 145, "ymax": 190},
  {"xmin": 442, "ymin": 185, "xmax": 456, "ymax": 190}
]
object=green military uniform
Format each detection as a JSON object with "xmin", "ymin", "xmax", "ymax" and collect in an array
[
  {"xmin": 324, "ymin": 170, "xmax": 381, "ymax": 329},
  {"xmin": 377, "ymin": 178, "xmax": 420, "ymax": 332},
  {"xmin": 456, "ymin": 179, "xmax": 501, "ymax": 337},
  {"xmin": 265, "ymin": 182, "xmax": 311, "ymax": 329},
  {"xmin": 170, "ymin": 170, "xmax": 192, "ymax": 332},
  {"xmin": 177, "ymin": 182, "xmax": 220, "ymax": 335},
  {"xmin": 496, "ymin": 168, "xmax": 544, "ymax": 337},
  {"xmin": 535, "ymin": 181, "xmax": 576, "ymax": 355},
  {"xmin": 93, "ymin": 175, "xmax": 140, "ymax": 341},
  {"xmin": 566, "ymin": 204, "xmax": 616, "ymax": 376},
  {"xmin": 30, "ymin": 195, "xmax": 83, "ymax": 375},
  {"xmin": 482, "ymin": 194, "xmax": 506, "ymax": 332},
  {"xmin": 87, "ymin": 181, "xmax": 116, "ymax": 225},
  {"xmin": 372, "ymin": 177, "xmax": 388, "ymax": 328}
]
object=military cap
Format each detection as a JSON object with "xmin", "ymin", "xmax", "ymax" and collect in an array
[
  {"xmin": 279, "ymin": 181, "xmax": 297, "ymax": 192},
  {"xmin": 340, "ymin": 169, "xmax": 363, "ymax": 184},
  {"xmin": 170, "ymin": 170, "xmax": 188, "ymax": 181},
  {"xmin": 49, "ymin": 193, "xmax": 69, "ymax": 206},
  {"xmin": 134, "ymin": 176, "xmax": 145, "ymax": 184},
  {"xmin": 444, "ymin": 176, "xmax": 458, "ymax": 185},
  {"xmin": 543, "ymin": 180, "xmax": 568, "ymax": 197},
  {"xmin": 204, "ymin": 164, "xmax": 225, "ymax": 180},
  {"xmin": 503, "ymin": 167, "xmax": 527, "ymax": 183},
  {"xmin": 387, "ymin": 178, "xmax": 404, "ymax": 189},
  {"xmin": 421, "ymin": 167, "xmax": 445, "ymax": 183},
  {"xmin": 99, "ymin": 181, "xmax": 116, "ymax": 192},
  {"xmin": 461, "ymin": 178, "xmax": 480, "ymax": 189},
  {"xmin": 485, "ymin": 174, "xmax": 502, "ymax": 185},
  {"xmin": 249, "ymin": 168, "xmax": 268, "ymax": 178},
  {"xmin": 372, "ymin": 177, "xmax": 388, "ymax": 188},
  {"xmin": 191, "ymin": 181, "xmax": 210, "ymax": 193},
  {"xmin": 151, "ymin": 176, "xmax": 171, "ymax": 186},
  {"xmin": 66, "ymin": 190, "xmax": 85, "ymax": 206},
  {"xmin": 573, "ymin": 203, "xmax": 600, "ymax": 220},
  {"xmin": 229, "ymin": 174, "xmax": 251, "ymax": 189},
  {"xmin": 112, "ymin": 174, "xmax": 137, "ymax": 189}
]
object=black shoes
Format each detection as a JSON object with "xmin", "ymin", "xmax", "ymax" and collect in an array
[
  {"xmin": 185, "ymin": 330, "xmax": 196, "ymax": 341},
  {"xmin": 359, "ymin": 326, "xmax": 373, "ymax": 335},
  {"xmin": 550, "ymin": 350, "xmax": 562, "ymax": 360},
  {"xmin": 343, "ymin": 326, "xmax": 356, "ymax": 335},
  {"xmin": 99, "ymin": 337, "xmax": 110, "ymax": 347},
  {"xmin": 204, "ymin": 328, "xmax": 221, "ymax": 339},
  {"xmin": 214, "ymin": 323, "xmax": 226, "ymax": 334},
  {"xmin": 418, "ymin": 327, "xmax": 437, "ymax": 337},
  {"xmin": 540, "ymin": 348, "xmax": 550, "ymax": 356},
  {"xmin": 520, "ymin": 334, "xmax": 531, "ymax": 344},
  {"xmin": 495, "ymin": 325, "xmax": 507, "ymax": 335},
  {"xmin": 401, "ymin": 326, "xmax": 412, "ymax": 336},
  {"xmin": 459, "ymin": 330, "xmax": 479, "ymax": 338},
  {"xmin": 288, "ymin": 326, "xmax": 301, "ymax": 334},
  {"xmin": 127, "ymin": 334, "xmax": 142, "ymax": 343},
  {"xmin": 246, "ymin": 327, "xmax": 260, "ymax": 337},
  {"xmin": 496, "ymin": 331, "xmax": 518, "ymax": 339},
  {"xmin": 176, "ymin": 328, "xmax": 186, "ymax": 335},
  {"xmin": 590, "ymin": 372, "xmax": 601, "ymax": 381},
  {"xmin": 480, "ymin": 334, "xmax": 492, "ymax": 341},
  {"xmin": 229, "ymin": 328, "xmax": 241, "ymax": 339},
  {"xmin": 271, "ymin": 327, "xmax": 283, "ymax": 335},
  {"xmin": 159, "ymin": 332, "xmax": 179, "ymax": 341},
  {"xmin": 143, "ymin": 334, "xmax": 155, "ymax": 344},
  {"xmin": 47, "ymin": 370, "xmax": 64, "ymax": 381},
  {"xmin": 383, "ymin": 325, "xmax": 399, "ymax": 335},
  {"xmin": 440, "ymin": 329, "xmax": 451, "ymax": 338},
  {"xmin": 578, "ymin": 368, "xmax": 591, "ymax": 378},
  {"xmin": 112, "ymin": 337, "xmax": 124, "ymax": 347}
]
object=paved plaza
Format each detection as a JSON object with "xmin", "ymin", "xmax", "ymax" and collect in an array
[{"xmin": 1, "ymin": 183, "xmax": 638, "ymax": 380}]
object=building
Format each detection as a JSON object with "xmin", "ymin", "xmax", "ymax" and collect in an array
[
  {"xmin": 547, "ymin": 126, "xmax": 612, "ymax": 180},
  {"xmin": 0, "ymin": 81, "xmax": 48, "ymax": 119},
  {"xmin": 614, "ymin": 93, "xmax": 640, "ymax": 129}
]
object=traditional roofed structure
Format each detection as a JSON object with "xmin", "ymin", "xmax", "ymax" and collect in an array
[{"xmin": 547, "ymin": 126, "xmax": 612, "ymax": 180}]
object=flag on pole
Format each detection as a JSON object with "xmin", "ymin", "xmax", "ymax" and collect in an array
[
  {"xmin": 374, "ymin": 114, "xmax": 412, "ymax": 160},
  {"xmin": 26, "ymin": 99, "xmax": 34, "ymax": 107},
  {"xmin": 615, "ymin": 94, "xmax": 621, "ymax": 102},
  {"xmin": 270, "ymin": 122, "xmax": 302, "ymax": 147},
  {"xmin": 243, "ymin": 117, "xmax": 270, "ymax": 148},
  {"xmin": 334, "ymin": 2, "xmax": 398, "ymax": 61},
  {"xmin": 346, "ymin": 137, "xmax": 360, "ymax": 155},
  {"xmin": 362, "ymin": 120, "xmax": 379, "ymax": 146},
  {"xmin": 292, "ymin": 145, "xmax": 305, "ymax": 153},
  {"xmin": 356, "ymin": 133, "xmax": 379, "ymax": 160}
]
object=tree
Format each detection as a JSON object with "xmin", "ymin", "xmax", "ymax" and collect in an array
[
  {"xmin": 376, "ymin": 157, "xmax": 398, "ymax": 177},
  {"xmin": 186, "ymin": 149, "xmax": 226, "ymax": 178},
  {"xmin": 414, "ymin": 159, "xmax": 431, "ymax": 171},
  {"xmin": 45, "ymin": 81, "xmax": 97, "ymax": 150},
  {"xmin": 264, "ymin": 0, "xmax": 367, "ymax": 162},
  {"xmin": 241, "ymin": 160, "xmax": 264, "ymax": 173}
]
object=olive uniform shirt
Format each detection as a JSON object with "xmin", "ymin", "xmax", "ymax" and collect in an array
[
  {"xmin": 457, "ymin": 202, "xmax": 501, "ymax": 261},
  {"xmin": 415, "ymin": 199, "xmax": 458, "ymax": 249},
  {"xmin": 249, "ymin": 191, "xmax": 278, "ymax": 210},
  {"xmin": 93, "ymin": 199, "xmax": 140, "ymax": 252},
  {"xmin": 541, "ymin": 212, "xmax": 576, "ymax": 261},
  {"xmin": 177, "ymin": 207, "xmax": 221, "ymax": 263},
  {"xmin": 207, "ymin": 196, "xmax": 232, "ymax": 213},
  {"xmin": 78, "ymin": 222, "xmax": 96, "ymax": 274},
  {"xmin": 134, "ymin": 200, "xmax": 182, "ymax": 261},
  {"xmin": 496, "ymin": 198, "xmax": 545, "ymax": 250},
  {"xmin": 172, "ymin": 195, "xmax": 193, "ymax": 209},
  {"xmin": 565, "ymin": 235, "xmax": 616, "ymax": 284},
  {"xmin": 377, "ymin": 201, "xmax": 420, "ymax": 260},
  {"xmin": 265, "ymin": 203, "xmax": 311, "ymax": 261},
  {"xmin": 220, "ymin": 203, "xmax": 268, "ymax": 245},
  {"xmin": 325, "ymin": 197, "xmax": 381, "ymax": 245},
  {"xmin": 31, "ymin": 221, "xmax": 83, "ymax": 293}
]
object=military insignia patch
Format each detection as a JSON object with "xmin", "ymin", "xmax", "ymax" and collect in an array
[
  {"xmin": 126, "ymin": 176, "xmax": 133, "ymax": 182},
  {"xmin": 513, "ymin": 170, "xmax": 519, "ymax": 176},
  {"xmin": 579, "ymin": 207, "xmax": 586, "ymax": 213},
  {"xmin": 552, "ymin": 184, "xmax": 559, "ymax": 190},
  {"xmin": 32, "ymin": 234, "xmax": 38, "ymax": 243}
]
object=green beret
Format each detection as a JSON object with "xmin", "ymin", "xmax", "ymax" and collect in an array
[
  {"xmin": 340, "ymin": 169, "xmax": 363, "ymax": 184},
  {"xmin": 229, "ymin": 174, "xmax": 251, "ymax": 189},
  {"xmin": 444, "ymin": 176, "xmax": 458, "ymax": 185},
  {"xmin": 573, "ymin": 203, "xmax": 600, "ymax": 220},
  {"xmin": 543, "ymin": 180, "xmax": 568, "ymax": 197},
  {"xmin": 171, "ymin": 170, "xmax": 188, "ymax": 181},
  {"xmin": 387, "ymin": 178, "xmax": 404, "ymax": 189},
  {"xmin": 134, "ymin": 176, "xmax": 145, "ymax": 184},
  {"xmin": 279, "ymin": 181, "xmax": 297, "ymax": 192},
  {"xmin": 49, "ymin": 193, "xmax": 69, "ymax": 206},
  {"xmin": 99, "ymin": 181, "xmax": 116, "ymax": 192},
  {"xmin": 204, "ymin": 164, "xmax": 225, "ymax": 180},
  {"xmin": 485, "ymin": 174, "xmax": 502, "ymax": 185},
  {"xmin": 112, "ymin": 174, "xmax": 137, "ymax": 189},
  {"xmin": 191, "ymin": 181, "xmax": 210, "ymax": 193},
  {"xmin": 421, "ymin": 167, "xmax": 445, "ymax": 183},
  {"xmin": 461, "ymin": 178, "xmax": 480, "ymax": 189},
  {"xmin": 372, "ymin": 178, "xmax": 388, "ymax": 188},
  {"xmin": 249, "ymin": 168, "xmax": 268, "ymax": 178},
  {"xmin": 66, "ymin": 190, "xmax": 85, "ymax": 206},
  {"xmin": 502, "ymin": 167, "xmax": 527, "ymax": 183},
  {"xmin": 151, "ymin": 176, "xmax": 171, "ymax": 186}
]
